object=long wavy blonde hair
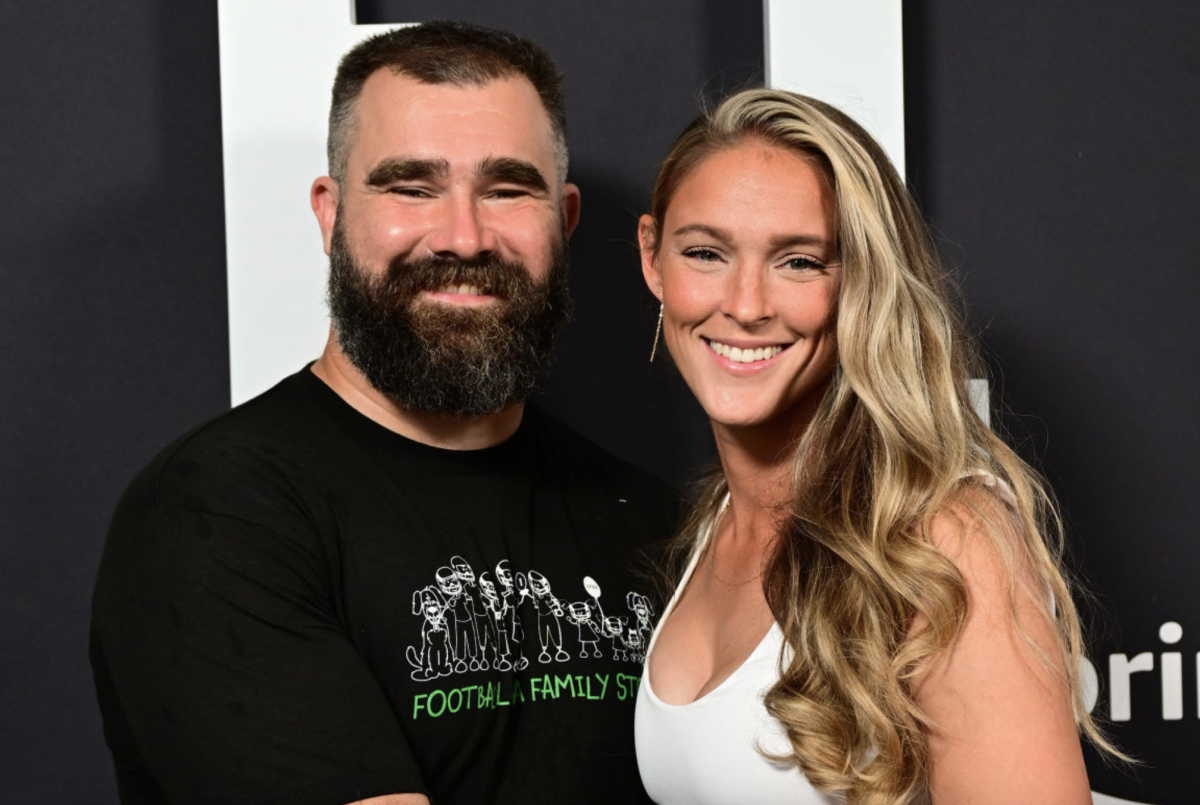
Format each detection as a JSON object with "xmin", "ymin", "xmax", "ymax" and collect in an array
[{"xmin": 644, "ymin": 88, "xmax": 1112, "ymax": 803}]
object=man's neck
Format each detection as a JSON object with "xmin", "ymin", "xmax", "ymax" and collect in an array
[{"xmin": 311, "ymin": 333, "xmax": 525, "ymax": 451}]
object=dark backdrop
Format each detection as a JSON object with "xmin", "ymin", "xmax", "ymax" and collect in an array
[
  {"xmin": 2, "ymin": 1, "xmax": 1196, "ymax": 802},
  {"xmin": 906, "ymin": 5, "xmax": 1200, "ymax": 801},
  {"xmin": 0, "ymin": 3, "xmax": 229, "ymax": 801}
]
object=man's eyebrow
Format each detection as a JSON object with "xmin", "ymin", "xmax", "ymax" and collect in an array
[
  {"xmin": 477, "ymin": 157, "xmax": 549, "ymax": 193},
  {"xmin": 365, "ymin": 158, "xmax": 450, "ymax": 187}
]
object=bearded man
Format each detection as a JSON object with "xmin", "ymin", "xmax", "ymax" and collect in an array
[{"xmin": 90, "ymin": 22, "xmax": 674, "ymax": 805}]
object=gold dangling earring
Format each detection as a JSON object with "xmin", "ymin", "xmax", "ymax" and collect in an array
[{"xmin": 649, "ymin": 302, "xmax": 664, "ymax": 362}]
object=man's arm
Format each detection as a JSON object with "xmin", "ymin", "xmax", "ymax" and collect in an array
[{"xmin": 93, "ymin": 474, "xmax": 428, "ymax": 805}]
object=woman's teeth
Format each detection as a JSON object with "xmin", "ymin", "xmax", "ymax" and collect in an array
[{"xmin": 708, "ymin": 340, "xmax": 784, "ymax": 363}]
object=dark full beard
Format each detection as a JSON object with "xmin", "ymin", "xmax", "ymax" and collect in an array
[{"xmin": 326, "ymin": 220, "xmax": 572, "ymax": 418}]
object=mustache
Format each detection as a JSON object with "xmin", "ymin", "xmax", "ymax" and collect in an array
[{"xmin": 375, "ymin": 253, "xmax": 537, "ymax": 303}]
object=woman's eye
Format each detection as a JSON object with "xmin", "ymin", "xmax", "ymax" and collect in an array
[
  {"xmin": 682, "ymin": 247, "xmax": 721, "ymax": 262},
  {"xmin": 781, "ymin": 256, "xmax": 823, "ymax": 272}
]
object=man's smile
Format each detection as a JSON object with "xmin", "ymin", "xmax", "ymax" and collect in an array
[{"xmin": 420, "ymin": 283, "xmax": 501, "ymax": 306}]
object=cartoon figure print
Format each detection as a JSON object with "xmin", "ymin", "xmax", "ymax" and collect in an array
[
  {"xmin": 627, "ymin": 592, "xmax": 655, "ymax": 653},
  {"xmin": 566, "ymin": 601, "xmax": 602, "ymax": 658},
  {"xmin": 476, "ymin": 572, "xmax": 507, "ymax": 671},
  {"xmin": 602, "ymin": 616, "xmax": 629, "ymax": 662},
  {"xmin": 406, "ymin": 585, "xmax": 453, "ymax": 681},
  {"xmin": 494, "ymin": 560, "xmax": 530, "ymax": 671},
  {"xmin": 406, "ymin": 559, "xmax": 656, "ymax": 680},
  {"xmin": 625, "ymin": 626, "xmax": 645, "ymax": 664},
  {"xmin": 450, "ymin": 556, "xmax": 486, "ymax": 671},
  {"xmin": 528, "ymin": 570, "xmax": 570, "ymax": 663},
  {"xmin": 435, "ymin": 564, "xmax": 479, "ymax": 673}
]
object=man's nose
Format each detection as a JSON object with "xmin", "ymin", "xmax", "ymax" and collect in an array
[{"xmin": 425, "ymin": 193, "xmax": 498, "ymax": 259}]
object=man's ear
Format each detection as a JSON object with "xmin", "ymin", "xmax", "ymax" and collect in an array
[
  {"xmin": 311, "ymin": 176, "xmax": 340, "ymax": 255},
  {"xmin": 637, "ymin": 214, "xmax": 662, "ymax": 300},
  {"xmin": 561, "ymin": 182, "xmax": 582, "ymax": 240}
]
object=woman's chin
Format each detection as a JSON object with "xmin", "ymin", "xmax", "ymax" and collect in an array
[{"xmin": 704, "ymin": 409, "xmax": 786, "ymax": 435}]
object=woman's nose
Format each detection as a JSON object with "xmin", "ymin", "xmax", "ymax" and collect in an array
[{"xmin": 721, "ymin": 262, "xmax": 772, "ymax": 326}]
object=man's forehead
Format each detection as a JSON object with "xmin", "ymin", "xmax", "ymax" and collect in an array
[
  {"xmin": 350, "ymin": 70, "xmax": 558, "ymax": 175},
  {"xmin": 357, "ymin": 70, "xmax": 551, "ymax": 131}
]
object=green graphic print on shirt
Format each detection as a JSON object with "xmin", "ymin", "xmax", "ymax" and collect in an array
[{"xmin": 404, "ymin": 554, "xmax": 656, "ymax": 721}]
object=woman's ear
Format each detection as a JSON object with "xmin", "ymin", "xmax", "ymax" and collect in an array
[{"xmin": 638, "ymin": 214, "xmax": 662, "ymax": 300}]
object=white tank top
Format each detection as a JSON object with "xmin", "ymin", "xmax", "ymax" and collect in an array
[
  {"xmin": 636, "ymin": 475, "xmax": 1017, "ymax": 804},
  {"xmin": 634, "ymin": 502, "xmax": 843, "ymax": 805}
]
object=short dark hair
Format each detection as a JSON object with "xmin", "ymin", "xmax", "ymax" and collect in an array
[{"xmin": 327, "ymin": 20, "xmax": 568, "ymax": 185}]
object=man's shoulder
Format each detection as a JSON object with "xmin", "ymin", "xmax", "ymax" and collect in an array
[
  {"xmin": 95, "ymin": 369, "xmax": 339, "ymax": 631},
  {"xmin": 120, "ymin": 367, "xmax": 328, "ymax": 513}
]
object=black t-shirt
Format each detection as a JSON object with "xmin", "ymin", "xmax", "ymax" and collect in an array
[{"xmin": 91, "ymin": 367, "xmax": 677, "ymax": 805}]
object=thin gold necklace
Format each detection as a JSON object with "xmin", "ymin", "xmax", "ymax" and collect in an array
[{"xmin": 707, "ymin": 498, "xmax": 765, "ymax": 587}]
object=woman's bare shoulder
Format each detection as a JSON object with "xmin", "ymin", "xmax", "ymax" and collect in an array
[{"xmin": 914, "ymin": 481, "xmax": 1091, "ymax": 804}]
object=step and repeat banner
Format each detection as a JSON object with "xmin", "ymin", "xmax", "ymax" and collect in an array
[
  {"xmin": 903, "ymin": 5, "xmax": 1200, "ymax": 803},
  {"xmin": 1, "ymin": 1, "xmax": 1195, "ymax": 802}
]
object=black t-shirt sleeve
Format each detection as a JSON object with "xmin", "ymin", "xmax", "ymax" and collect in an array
[{"xmin": 92, "ymin": 463, "xmax": 425, "ymax": 805}]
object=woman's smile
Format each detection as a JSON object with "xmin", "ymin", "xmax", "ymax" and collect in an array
[{"xmin": 703, "ymin": 338, "xmax": 788, "ymax": 368}]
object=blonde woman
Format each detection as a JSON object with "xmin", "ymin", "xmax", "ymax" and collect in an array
[{"xmin": 633, "ymin": 89, "xmax": 1107, "ymax": 804}]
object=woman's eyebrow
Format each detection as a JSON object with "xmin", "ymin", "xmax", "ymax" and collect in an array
[
  {"xmin": 670, "ymin": 223, "xmax": 732, "ymax": 241},
  {"xmin": 767, "ymin": 234, "xmax": 834, "ymax": 253},
  {"xmin": 671, "ymin": 224, "xmax": 832, "ymax": 253}
]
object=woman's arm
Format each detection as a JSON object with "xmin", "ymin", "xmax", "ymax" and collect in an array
[{"xmin": 914, "ymin": 491, "xmax": 1091, "ymax": 804}]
